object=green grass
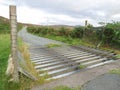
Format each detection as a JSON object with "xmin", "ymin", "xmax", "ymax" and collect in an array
[
  {"xmin": 18, "ymin": 37, "xmax": 49, "ymax": 85},
  {"xmin": 46, "ymin": 43, "xmax": 62, "ymax": 48},
  {"xmin": 109, "ymin": 69, "xmax": 120, "ymax": 75},
  {"xmin": 0, "ymin": 34, "xmax": 37, "ymax": 90},
  {"xmin": 52, "ymin": 86, "xmax": 73, "ymax": 90},
  {"xmin": 33, "ymin": 32, "xmax": 97, "ymax": 47},
  {"xmin": 116, "ymin": 54, "xmax": 120, "ymax": 59},
  {"xmin": 79, "ymin": 65, "xmax": 86, "ymax": 69},
  {"xmin": 0, "ymin": 34, "xmax": 10, "ymax": 90},
  {"xmin": 32, "ymin": 33, "xmax": 120, "ymax": 58},
  {"xmin": 37, "ymin": 34, "xmax": 83, "ymax": 45},
  {"xmin": 50, "ymin": 86, "xmax": 81, "ymax": 90},
  {"xmin": 0, "ymin": 16, "xmax": 36, "ymax": 90}
]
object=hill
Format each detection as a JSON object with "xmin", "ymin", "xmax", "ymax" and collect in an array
[
  {"xmin": 0, "ymin": 16, "xmax": 10, "ymax": 32},
  {"xmin": 0, "ymin": 16, "xmax": 23, "ymax": 33}
]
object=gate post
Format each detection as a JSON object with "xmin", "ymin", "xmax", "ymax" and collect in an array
[{"xmin": 10, "ymin": 5, "xmax": 19, "ymax": 82}]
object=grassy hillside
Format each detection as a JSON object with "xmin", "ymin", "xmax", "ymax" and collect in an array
[
  {"xmin": 0, "ymin": 16, "xmax": 10, "ymax": 33},
  {"xmin": 0, "ymin": 16, "xmax": 23, "ymax": 33}
]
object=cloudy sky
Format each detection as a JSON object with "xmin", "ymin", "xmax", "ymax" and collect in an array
[{"xmin": 0, "ymin": 0, "xmax": 120, "ymax": 26}]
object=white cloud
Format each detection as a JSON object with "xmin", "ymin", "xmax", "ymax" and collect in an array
[
  {"xmin": 17, "ymin": 6, "xmax": 46, "ymax": 24},
  {"xmin": 1, "ymin": 0, "xmax": 120, "ymax": 26},
  {"xmin": 111, "ymin": 14, "xmax": 120, "ymax": 21},
  {"xmin": 0, "ymin": 3, "xmax": 9, "ymax": 18},
  {"xmin": 112, "ymin": 14, "xmax": 120, "ymax": 18}
]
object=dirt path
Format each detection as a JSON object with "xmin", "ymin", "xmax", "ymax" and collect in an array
[{"xmin": 31, "ymin": 60, "xmax": 120, "ymax": 90}]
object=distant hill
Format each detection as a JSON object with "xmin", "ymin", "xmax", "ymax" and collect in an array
[
  {"xmin": 0, "ymin": 16, "xmax": 9, "ymax": 22},
  {"xmin": 0, "ymin": 16, "xmax": 10, "ymax": 31},
  {"xmin": 0, "ymin": 16, "xmax": 24, "ymax": 33},
  {"xmin": 0, "ymin": 16, "xmax": 77, "ymax": 31}
]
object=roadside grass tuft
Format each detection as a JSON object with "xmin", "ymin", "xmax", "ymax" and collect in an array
[
  {"xmin": 18, "ymin": 38, "xmax": 49, "ymax": 85},
  {"xmin": 116, "ymin": 54, "xmax": 120, "ymax": 59},
  {"xmin": 50, "ymin": 85, "xmax": 81, "ymax": 90},
  {"xmin": 79, "ymin": 65, "xmax": 86, "ymax": 69},
  {"xmin": 109, "ymin": 69, "xmax": 120, "ymax": 75},
  {"xmin": 46, "ymin": 43, "xmax": 62, "ymax": 48},
  {"xmin": 52, "ymin": 86, "xmax": 73, "ymax": 90}
]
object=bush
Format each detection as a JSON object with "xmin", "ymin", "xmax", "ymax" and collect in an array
[
  {"xmin": 71, "ymin": 27, "xmax": 84, "ymax": 38},
  {"xmin": 27, "ymin": 24, "xmax": 120, "ymax": 48},
  {"xmin": 58, "ymin": 27, "xmax": 71, "ymax": 37},
  {"xmin": 103, "ymin": 27, "xmax": 114, "ymax": 44},
  {"xmin": 96, "ymin": 29, "xmax": 103, "ymax": 40},
  {"xmin": 105, "ymin": 22, "xmax": 120, "ymax": 47}
]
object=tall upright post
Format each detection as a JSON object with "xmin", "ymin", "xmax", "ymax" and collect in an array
[
  {"xmin": 84, "ymin": 20, "xmax": 88, "ymax": 38},
  {"xmin": 85, "ymin": 20, "xmax": 88, "ymax": 28},
  {"xmin": 10, "ymin": 5, "xmax": 19, "ymax": 82}
]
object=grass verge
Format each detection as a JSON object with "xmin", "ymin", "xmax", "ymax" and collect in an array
[
  {"xmin": 43, "ymin": 35, "xmax": 83, "ymax": 45},
  {"xmin": 18, "ymin": 37, "xmax": 49, "ymax": 85},
  {"xmin": 0, "ymin": 33, "xmax": 45, "ymax": 90},
  {"xmin": 34, "ymin": 33, "xmax": 120, "ymax": 58},
  {"xmin": 18, "ymin": 38, "xmax": 38, "ymax": 77},
  {"xmin": 0, "ymin": 34, "xmax": 10, "ymax": 90},
  {"xmin": 0, "ymin": 34, "xmax": 38, "ymax": 90}
]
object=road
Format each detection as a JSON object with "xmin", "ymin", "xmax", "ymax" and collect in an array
[
  {"xmin": 18, "ymin": 26, "xmax": 64, "ymax": 47},
  {"xmin": 18, "ymin": 27, "xmax": 119, "ymax": 90}
]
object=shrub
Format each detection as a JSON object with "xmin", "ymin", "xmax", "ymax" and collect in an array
[
  {"xmin": 96, "ymin": 29, "xmax": 103, "ymax": 40},
  {"xmin": 103, "ymin": 27, "xmax": 114, "ymax": 44},
  {"xmin": 72, "ymin": 26, "xmax": 84, "ymax": 38},
  {"xmin": 105, "ymin": 22, "xmax": 120, "ymax": 47},
  {"xmin": 58, "ymin": 27, "xmax": 71, "ymax": 37}
]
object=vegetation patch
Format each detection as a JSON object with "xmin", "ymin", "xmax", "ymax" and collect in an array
[
  {"xmin": 46, "ymin": 43, "xmax": 62, "ymax": 48},
  {"xmin": 79, "ymin": 65, "xmax": 86, "ymax": 69},
  {"xmin": 52, "ymin": 86, "xmax": 73, "ymax": 90},
  {"xmin": 0, "ymin": 34, "xmax": 10, "ymax": 90},
  {"xmin": 0, "ymin": 34, "xmax": 37, "ymax": 90},
  {"xmin": 18, "ymin": 38, "xmax": 50, "ymax": 85},
  {"xmin": 0, "ymin": 16, "xmax": 37, "ymax": 90},
  {"xmin": 27, "ymin": 21, "xmax": 120, "ymax": 49},
  {"xmin": 0, "ymin": 33, "xmax": 45, "ymax": 89},
  {"xmin": 51, "ymin": 85, "xmax": 81, "ymax": 90},
  {"xmin": 116, "ymin": 54, "xmax": 120, "ymax": 59},
  {"xmin": 109, "ymin": 69, "xmax": 120, "ymax": 75},
  {"xmin": 18, "ymin": 39, "xmax": 38, "ymax": 77}
]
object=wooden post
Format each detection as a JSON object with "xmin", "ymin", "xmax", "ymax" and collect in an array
[
  {"xmin": 85, "ymin": 20, "xmax": 88, "ymax": 27},
  {"xmin": 10, "ymin": 5, "xmax": 19, "ymax": 82}
]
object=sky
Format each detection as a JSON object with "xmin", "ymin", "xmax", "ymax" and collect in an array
[{"xmin": 0, "ymin": 0, "xmax": 120, "ymax": 26}]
